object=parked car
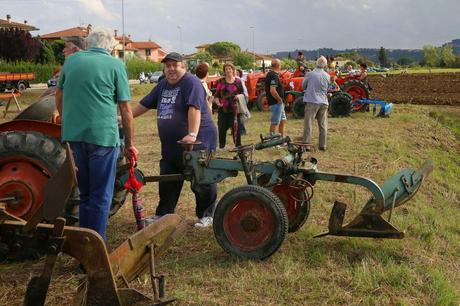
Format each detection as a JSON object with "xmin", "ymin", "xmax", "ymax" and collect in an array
[
  {"xmin": 149, "ymin": 71, "xmax": 163, "ymax": 83},
  {"xmin": 47, "ymin": 78, "xmax": 57, "ymax": 88}
]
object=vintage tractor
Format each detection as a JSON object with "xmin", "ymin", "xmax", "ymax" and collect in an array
[
  {"xmin": 0, "ymin": 90, "xmax": 129, "ymax": 224},
  {"xmin": 291, "ymin": 72, "xmax": 371, "ymax": 118},
  {"xmin": 129, "ymin": 134, "xmax": 432, "ymax": 260},
  {"xmin": 0, "ymin": 144, "xmax": 186, "ymax": 305}
]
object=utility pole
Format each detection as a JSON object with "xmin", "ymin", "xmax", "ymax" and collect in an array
[
  {"xmin": 177, "ymin": 25, "xmax": 183, "ymax": 54},
  {"xmin": 250, "ymin": 26, "xmax": 255, "ymax": 71},
  {"xmin": 121, "ymin": 0, "xmax": 125, "ymax": 62}
]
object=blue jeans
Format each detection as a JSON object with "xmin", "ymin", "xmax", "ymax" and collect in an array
[
  {"xmin": 270, "ymin": 102, "xmax": 287, "ymax": 125},
  {"xmin": 69, "ymin": 142, "xmax": 119, "ymax": 240}
]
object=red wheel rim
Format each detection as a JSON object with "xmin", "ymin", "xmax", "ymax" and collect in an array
[
  {"xmin": 223, "ymin": 198, "xmax": 276, "ymax": 251},
  {"xmin": 272, "ymin": 183, "xmax": 305, "ymax": 223},
  {"xmin": 346, "ymin": 86, "xmax": 365, "ymax": 102},
  {"xmin": 262, "ymin": 96, "xmax": 270, "ymax": 111},
  {"xmin": 0, "ymin": 157, "xmax": 51, "ymax": 219}
]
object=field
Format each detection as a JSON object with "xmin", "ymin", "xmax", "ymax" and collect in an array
[
  {"xmin": 0, "ymin": 80, "xmax": 459, "ymax": 305},
  {"xmin": 369, "ymin": 73, "xmax": 460, "ymax": 106}
]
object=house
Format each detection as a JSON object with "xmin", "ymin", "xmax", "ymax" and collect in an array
[
  {"xmin": 41, "ymin": 26, "xmax": 166, "ymax": 62},
  {"xmin": 129, "ymin": 40, "xmax": 167, "ymax": 62},
  {"xmin": 41, "ymin": 24, "xmax": 91, "ymax": 42},
  {"xmin": 0, "ymin": 14, "xmax": 39, "ymax": 31}
]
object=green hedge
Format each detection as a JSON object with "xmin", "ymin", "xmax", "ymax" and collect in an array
[
  {"xmin": 0, "ymin": 57, "xmax": 163, "ymax": 83},
  {"xmin": 125, "ymin": 57, "xmax": 162, "ymax": 79},
  {"xmin": 0, "ymin": 61, "xmax": 59, "ymax": 83}
]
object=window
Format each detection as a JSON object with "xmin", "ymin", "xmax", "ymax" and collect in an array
[{"xmin": 145, "ymin": 49, "xmax": 151, "ymax": 56}]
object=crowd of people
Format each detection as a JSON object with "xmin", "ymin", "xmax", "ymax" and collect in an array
[{"xmin": 55, "ymin": 26, "xmax": 371, "ymax": 239}]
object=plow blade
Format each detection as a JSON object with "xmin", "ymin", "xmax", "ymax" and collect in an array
[{"xmin": 315, "ymin": 161, "xmax": 432, "ymax": 239}]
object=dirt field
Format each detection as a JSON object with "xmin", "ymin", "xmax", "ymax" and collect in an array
[{"xmin": 368, "ymin": 73, "xmax": 460, "ymax": 106}]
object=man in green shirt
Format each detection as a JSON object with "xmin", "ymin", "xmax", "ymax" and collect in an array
[{"xmin": 56, "ymin": 27, "xmax": 137, "ymax": 240}]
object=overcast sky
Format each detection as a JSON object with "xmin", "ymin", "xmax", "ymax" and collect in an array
[{"xmin": 2, "ymin": 0, "xmax": 459, "ymax": 54}]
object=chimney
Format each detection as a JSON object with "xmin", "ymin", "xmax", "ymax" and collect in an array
[
  {"xmin": 114, "ymin": 29, "xmax": 118, "ymax": 37},
  {"xmin": 24, "ymin": 20, "xmax": 27, "ymax": 24},
  {"xmin": 86, "ymin": 24, "xmax": 92, "ymax": 32},
  {"xmin": 6, "ymin": 14, "xmax": 11, "ymax": 23}
]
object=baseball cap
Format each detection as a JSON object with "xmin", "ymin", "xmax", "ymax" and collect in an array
[
  {"xmin": 62, "ymin": 36, "xmax": 86, "ymax": 50},
  {"xmin": 161, "ymin": 52, "xmax": 183, "ymax": 63}
]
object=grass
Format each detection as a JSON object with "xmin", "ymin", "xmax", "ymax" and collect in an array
[
  {"xmin": 0, "ymin": 87, "xmax": 459, "ymax": 305},
  {"xmin": 370, "ymin": 68, "xmax": 460, "ymax": 75}
]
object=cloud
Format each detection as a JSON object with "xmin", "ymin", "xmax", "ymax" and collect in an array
[{"xmin": 78, "ymin": 0, "xmax": 119, "ymax": 21}]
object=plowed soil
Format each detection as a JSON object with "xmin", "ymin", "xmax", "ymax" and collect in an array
[{"xmin": 368, "ymin": 73, "xmax": 460, "ymax": 106}]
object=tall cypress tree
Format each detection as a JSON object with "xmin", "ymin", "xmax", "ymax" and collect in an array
[{"xmin": 378, "ymin": 46, "xmax": 388, "ymax": 67}]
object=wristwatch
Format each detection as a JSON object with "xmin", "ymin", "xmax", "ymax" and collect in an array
[{"xmin": 188, "ymin": 132, "xmax": 198, "ymax": 138}]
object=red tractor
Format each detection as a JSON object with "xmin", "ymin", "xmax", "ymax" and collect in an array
[{"xmin": 0, "ymin": 91, "xmax": 129, "ymax": 223}]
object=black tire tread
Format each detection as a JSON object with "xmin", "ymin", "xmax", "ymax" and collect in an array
[
  {"xmin": 292, "ymin": 96, "xmax": 305, "ymax": 119},
  {"xmin": 213, "ymin": 185, "xmax": 288, "ymax": 260}
]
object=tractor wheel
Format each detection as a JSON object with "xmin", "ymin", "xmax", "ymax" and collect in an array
[
  {"xmin": 213, "ymin": 185, "xmax": 288, "ymax": 260},
  {"xmin": 0, "ymin": 131, "xmax": 128, "ymax": 223},
  {"xmin": 341, "ymin": 80, "xmax": 369, "ymax": 102},
  {"xmin": 257, "ymin": 174, "xmax": 311, "ymax": 232},
  {"xmin": 17, "ymin": 82, "xmax": 27, "ymax": 92},
  {"xmin": 292, "ymin": 96, "xmax": 305, "ymax": 119},
  {"xmin": 0, "ymin": 131, "xmax": 66, "ymax": 220},
  {"xmin": 256, "ymin": 91, "xmax": 270, "ymax": 112},
  {"xmin": 329, "ymin": 93, "xmax": 353, "ymax": 117}
]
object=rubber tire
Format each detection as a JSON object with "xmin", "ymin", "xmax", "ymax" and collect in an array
[
  {"xmin": 292, "ymin": 96, "xmax": 305, "ymax": 119},
  {"xmin": 17, "ymin": 82, "xmax": 27, "ymax": 92},
  {"xmin": 213, "ymin": 185, "xmax": 288, "ymax": 260},
  {"xmin": 0, "ymin": 131, "xmax": 66, "ymax": 219},
  {"xmin": 256, "ymin": 91, "xmax": 269, "ymax": 112},
  {"xmin": 329, "ymin": 93, "xmax": 353, "ymax": 117},
  {"xmin": 0, "ymin": 131, "xmax": 127, "ymax": 223},
  {"xmin": 341, "ymin": 80, "xmax": 370, "ymax": 101}
]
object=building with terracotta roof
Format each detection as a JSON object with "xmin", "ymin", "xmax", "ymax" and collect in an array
[
  {"xmin": 129, "ymin": 41, "xmax": 166, "ymax": 62},
  {"xmin": 41, "ymin": 24, "xmax": 91, "ymax": 41},
  {"xmin": 0, "ymin": 14, "xmax": 39, "ymax": 31}
]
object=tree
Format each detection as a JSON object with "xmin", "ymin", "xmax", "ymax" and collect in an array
[
  {"xmin": 397, "ymin": 57, "xmax": 414, "ymax": 66},
  {"xmin": 194, "ymin": 51, "xmax": 213, "ymax": 64},
  {"xmin": 36, "ymin": 39, "xmax": 55, "ymax": 64},
  {"xmin": 378, "ymin": 46, "xmax": 388, "ymax": 67},
  {"xmin": 287, "ymin": 52, "xmax": 292, "ymax": 60},
  {"xmin": 0, "ymin": 28, "xmax": 40, "ymax": 62},
  {"xmin": 423, "ymin": 44, "xmax": 439, "ymax": 67},
  {"xmin": 51, "ymin": 39, "xmax": 66, "ymax": 65},
  {"xmin": 233, "ymin": 51, "xmax": 253, "ymax": 69},
  {"xmin": 439, "ymin": 46, "xmax": 455, "ymax": 67},
  {"xmin": 207, "ymin": 41, "xmax": 241, "ymax": 58}
]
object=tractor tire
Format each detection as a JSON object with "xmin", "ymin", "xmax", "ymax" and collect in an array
[
  {"xmin": 329, "ymin": 93, "xmax": 353, "ymax": 117},
  {"xmin": 0, "ymin": 131, "xmax": 66, "ymax": 220},
  {"xmin": 256, "ymin": 91, "xmax": 270, "ymax": 112},
  {"xmin": 0, "ymin": 131, "xmax": 127, "ymax": 223},
  {"xmin": 292, "ymin": 96, "xmax": 305, "ymax": 119},
  {"xmin": 341, "ymin": 80, "xmax": 369, "ymax": 102},
  {"xmin": 213, "ymin": 185, "xmax": 288, "ymax": 260}
]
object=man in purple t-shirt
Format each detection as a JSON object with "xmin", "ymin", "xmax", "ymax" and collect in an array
[{"xmin": 132, "ymin": 52, "xmax": 217, "ymax": 228}]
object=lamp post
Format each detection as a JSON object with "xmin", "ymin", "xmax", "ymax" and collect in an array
[
  {"xmin": 177, "ymin": 25, "xmax": 183, "ymax": 55},
  {"xmin": 121, "ymin": 0, "xmax": 125, "ymax": 63},
  {"xmin": 250, "ymin": 26, "xmax": 255, "ymax": 71}
]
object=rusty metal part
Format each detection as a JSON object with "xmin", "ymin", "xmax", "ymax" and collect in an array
[
  {"xmin": 0, "ymin": 119, "xmax": 61, "ymax": 139},
  {"xmin": 24, "ymin": 217, "xmax": 67, "ymax": 306},
  {"xmin": 14, "ymin": 91, "xmax": 56, "ymax": 122}
]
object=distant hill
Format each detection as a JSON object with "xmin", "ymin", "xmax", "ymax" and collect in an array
[{"xmin": 274, "ymin": 48, "xmax": 425, "ymax": 63}]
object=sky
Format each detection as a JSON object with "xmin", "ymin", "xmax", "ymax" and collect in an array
[{"xmin": 1, "ymin": 0, "xmax": 459, "ymax": 54}]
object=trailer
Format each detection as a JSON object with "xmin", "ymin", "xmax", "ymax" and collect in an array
[{"xmin": 0, "ymin": 72, "xmax": 35, "ymax": 92}]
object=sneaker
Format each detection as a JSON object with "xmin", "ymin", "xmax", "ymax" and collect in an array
[
  {"xmin": 194, "ymin": 216, "xmax": 213, "ymax": 228},
  {"xmin": 145, "ymin": 215, "xmax": 162, "ymax": 225}
]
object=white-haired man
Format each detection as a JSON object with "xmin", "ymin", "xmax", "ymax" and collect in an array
[
  {"xmin": 302, "ymin": 56, "xmax": 331, "ymax": 151},
  {"xmin": 56, "ymin": 27, "xmax": 137, "ymax": 240}
]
